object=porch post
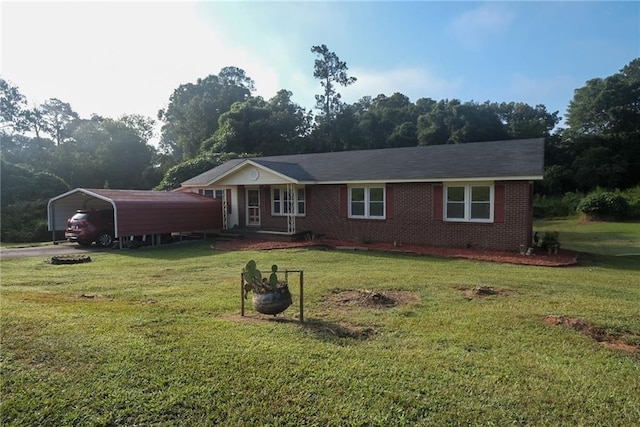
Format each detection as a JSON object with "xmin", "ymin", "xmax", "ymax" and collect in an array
[
  {"xmin": 287, "ymin": 183, "xmax": 295, "ymax": 234},
  {"xmin": 222, "ymin": 186, "xmax": 228, "ymax": 230}
]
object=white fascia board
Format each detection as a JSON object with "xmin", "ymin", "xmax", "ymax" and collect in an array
[
  {"xmin": 315, "ymin": 175, "xmax": 543, "ymax": 185},
  {"xmin": 208, "ymin": 159, "xmax": 300, "ymax": 185},
  {"xmin": 47, "ymin": 188, "xmax": 111, "ymax": 208},
  {"xmin": 47, "ymin": 188, "xmax": 118, "ymax": 233}
]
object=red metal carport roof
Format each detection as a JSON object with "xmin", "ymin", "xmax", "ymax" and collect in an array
[{"xmin": 48, "ymin": 188, "xmax": 222, "ymax": 237}]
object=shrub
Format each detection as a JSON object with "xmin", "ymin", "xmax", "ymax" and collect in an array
[
  {"xmin": 533, "ymin": 193, "xmax": 582, "ymax": 219},
  {"xmin": 539, "ymin": 231, "xmax": 560, "ymax": 251},
  {"xmin": 620, "ymin": 186, "xmax": 640, "ymax": 219},
  {"xmin": 577, "ymin": 192, "xmax": 628, "ymax": 221},
  {"xmin": 0, "ymin": 200, "xmax": 50, "ymax": 243}
]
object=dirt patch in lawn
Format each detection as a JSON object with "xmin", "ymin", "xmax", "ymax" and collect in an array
[
  {"xmin": 460, "ymin": 285, "xmax": 514, "ymax": 300},
  {"xmin": 212, "ymin": 238, "xmax": 578, "ymax": 267},
  {"xmin": 544, "ymin": 315, "xmax": 640, "ymax": 355},
  {"xmin": 322, "ymin": 289, "xmax": 420, "ymax": 310},
  {"xmin": 302, "ymin": 318, "xmax": 378, "ymax": 340}
]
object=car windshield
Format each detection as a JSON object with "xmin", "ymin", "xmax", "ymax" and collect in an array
[{"xmin": 71, "ymin": 213, "xmax": 90, "ymax": 220}]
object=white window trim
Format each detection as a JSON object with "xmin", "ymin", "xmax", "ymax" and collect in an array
[
  {"xmin": 349, "ymin": 185, "xmax": 386, "ymax": 219},
  {"xmin": 444, "ymin": 183, "xmax": 494, "ymax": 223},
  {"xmin": 271, "ymin": 185, "xmax": 306, "ymax": 217},
  {"xmin": 199, "ymin": 188, "xmax": 224, "ymax": 199}
]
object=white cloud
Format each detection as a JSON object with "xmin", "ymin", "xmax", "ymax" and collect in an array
[{"xmin": 449, "ymin": 3, "xmax": 516, "ymax": 48}]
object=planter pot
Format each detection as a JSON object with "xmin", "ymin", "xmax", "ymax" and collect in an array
[{"xmin": 253, "ymin": 286, "xmax": 292, "ymax": 315}]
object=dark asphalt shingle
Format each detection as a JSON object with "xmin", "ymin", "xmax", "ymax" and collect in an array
[{"xmin": 181, "ymin": 138, "xmax": 544, "ymax": 185}]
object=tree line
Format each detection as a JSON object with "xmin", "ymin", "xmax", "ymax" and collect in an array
[{"xmin": 1, "ymin": 47, "xmax": 638, "ymax": 241}]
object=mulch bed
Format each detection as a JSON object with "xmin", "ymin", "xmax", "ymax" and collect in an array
[{"xmin": 212, "ymin": 238, "xmax": 578, "ymax": 267}]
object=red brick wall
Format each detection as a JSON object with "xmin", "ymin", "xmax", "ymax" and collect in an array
[{"xmin": 252, "ymin": 182, "xmax": 533, "ymax": 252}]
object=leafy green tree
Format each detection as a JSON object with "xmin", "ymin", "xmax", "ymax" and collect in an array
[
  {"xmin": 39, "ymin": 98, "xmax": 79, "ymax": 146},
  {"xmin": 0, "ymin": 159, "xmax": 70, "ymax": 242},
  {"xmin": 267, "ymin": 89, "xmax": 313, "ymax": 153},
  {"xmin": 203, "ymin": 90, "xmax": 311, "ymax": 156},
  {"xmin": 49, "ymin": 117, "xmax": 156, "ymax": 189},
  {"xmin": 119, "ymin": 114, "xmax": 156, "ymax": 142},
  {"xmin": 0, "ymin": 133, "xmax": 55, "ymax": 169},
  {"xmin": 496, "ymin": 102, "xmax": 560, "ymax": 139},
  {"xmin": 562, "ymin": 58, "xmax": 640, "ymax": 191},
  {"xmin": 154, "ymin": 152, "xmax": 245, "ymax": 191},
  {"xmin": 0, "ymin": 78, "xmax": 29, "ymax": 135},
  {"xmin": 417, "ymin": 100, "xmax": 507, "ymax": 145},
  {"xmin": 0, "ymin": 159, "xmax": 68, "ymax": 206},
  {"xmin": 567, "ymin": 59, "xmax": 640, "ymax": 136},
  {"xmin": 356, "ymin": 93, "xmax": 421, "ymax": 149},
  {"xmin": 158, "ymin": 67, "xmax": 255, "ymax": 161}
]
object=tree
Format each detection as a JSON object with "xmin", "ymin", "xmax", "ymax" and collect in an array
[
  {"xmin": 495, "ymin": 102, "xmax": 560, "ymax": 139},
  {"xmin": 311, "ymin": 44, "xmax": 357, "ymax": 121},
  {"xmin": 49, "ymin": 117, "xmax": 156, "ymax": 189},
  {"xmin": 203, "ymin": 97, "xmax": 272, "ymax": 155},
  {"xmin": 567, "ymin": 58, "xmax": 640, "ymax": 137},
  {"xmin": 0, "ymin": 78, "xmax": 29, "ymax": 135},
  {"xmin": 417, "ymin": 100, "xmax": 507, "ymax": 145},
  {"xmin": 38, "ymin": 98, "xmax": 79, "ymax": 146},
  {"xmin": 563, "ymin": 58, "xmax": 640, "ymax": 190},
  {"xmin": 119, "ymin": 114, "xmax": 156, "ymax": 142},
  {"xmin": 154, "ymin": 152, "xmax": 244, "ymax": 191},
  {"xmin": 356, "ymin": 93, "xmax": 421, "ymax": 149},
  {"xmin": 158, "ymin": 67, "xmax": 255, "ymax": 161},
  {"xmin": 203, "ymin": 90, "xmax": 312, "ymax": 156}
]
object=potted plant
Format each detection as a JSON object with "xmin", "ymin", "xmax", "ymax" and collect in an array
[
  {"xmin": 242, "ymin": 260, "xmax": 292, "ymax": 315},
  {"xmin": 540, "ymin": 231, "xmax": 560, "ymax": 254}
]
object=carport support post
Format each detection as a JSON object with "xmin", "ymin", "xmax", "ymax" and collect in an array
[
  {"xmin": 299, "ymin": 270, "xmax": 304, "ymax": 323},
  {"xmin": 240, "ymin": 273, "xmax": 245, "ymax": 317}
]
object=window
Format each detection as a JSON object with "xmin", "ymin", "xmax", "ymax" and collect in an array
[
  {"xmin": 199, "ymin": 188, "xmax": 231, "ymax": 213},
  {"xmin": 445, "ymin": 184, "xmax": 493, "ymax": 222},
  {"xmin": 199, "ymin": 189, "xmax": 224, "ymax": 200},
  {"xmin": 272, "ymin": 186, "xmax": 305, "ymax": 216},
  {"xmin": 349, "ymin": 186, "xmax": 385, "ymax": 219}
]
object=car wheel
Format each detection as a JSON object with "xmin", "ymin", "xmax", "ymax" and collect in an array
[{"xmin": 96, "ymin": 232, "xmax": 114, "ymax": 248}]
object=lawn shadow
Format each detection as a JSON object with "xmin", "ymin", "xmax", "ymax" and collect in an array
[
  {"xmin": 575, "ymin": 251, "xmax": 640, "ymax": 272},
  {"xmin": 223, "ymin": 313, "xmax": 378, "ymax": 345},
  {"xmin": 300, "ymin": 317, "xmax": 378, "ymax": 344},
  {"xmin": 558, "ymin": 230, "xmax": 640, "ymax": 257}
]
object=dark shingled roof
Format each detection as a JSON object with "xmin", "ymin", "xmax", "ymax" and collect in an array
[{"xmin": 181, "ymin": 138, "xmax": 544, "ymax": 186}]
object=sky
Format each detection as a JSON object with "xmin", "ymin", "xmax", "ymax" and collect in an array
[{"xmin": 1, "ymin": 1, "xmax": 638, "ymax": 136}]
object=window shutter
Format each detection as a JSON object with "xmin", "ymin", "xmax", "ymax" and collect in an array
[
  {"xmin": 433, "ymin": 184, "xmax": 443, "ymax": 221},
  {"xmin": 263, "ymin": 186, "xmax": 271, "ymax": 213},
  {"xmin": 494, "ymin": 182, "xmax": 505, "ymax": 223},
  {"xmin": 226, "ymin": 189, "xmax": 232, "ymax": 214},
  {"xmin": 385, "ymin": 185, "xmax": 394, "ymax": 219},
  {"xmin": 340, "ymin": 186, "xmax": 348, "ymax": 217},
  {"xmin": 305, "ymin": 187, "xmax": 310, "ymax": 213}
]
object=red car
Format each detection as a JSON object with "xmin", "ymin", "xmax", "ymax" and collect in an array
[{"xmin": 65, "ymin": 209, "xmax": 115, "ymax": 247}]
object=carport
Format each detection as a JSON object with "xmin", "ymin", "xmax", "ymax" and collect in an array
[{"xmin": 48, "ymin": 188, "xmax": 223, "ymax": 247}]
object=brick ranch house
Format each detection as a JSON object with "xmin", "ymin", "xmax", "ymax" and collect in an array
[{"xmin": 177, "ymin": 138, "xmax": 544, "ymax": 252}]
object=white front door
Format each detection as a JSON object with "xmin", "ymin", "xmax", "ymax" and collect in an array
[{"xmin": 246, "ymin": 188, "xmax": 260, "ymax": 226}]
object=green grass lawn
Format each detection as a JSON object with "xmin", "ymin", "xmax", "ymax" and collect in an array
[
  {"xmin": 535, "ymin": 219, "xmax": 640, "ymax": 256},
  {"xmin": 2, "ymin": 224, "xmax": 640, "ymax": 425}
]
